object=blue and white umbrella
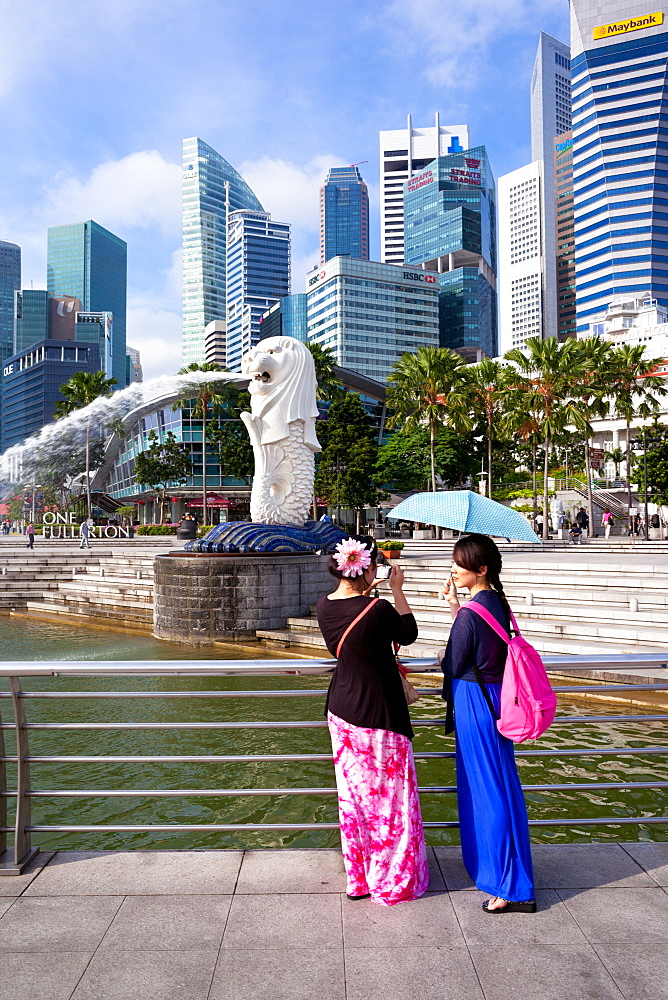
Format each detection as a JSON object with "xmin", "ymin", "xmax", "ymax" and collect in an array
[{"xmin": 388, "ymin": 490, "xmax": 540, "ymax": 544}]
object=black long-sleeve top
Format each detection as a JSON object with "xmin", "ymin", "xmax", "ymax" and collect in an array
[
  {"xmin": 440, "ymin": 590, "xmax": 510, "ymax": 731},
  {"xmin": 317, "ymin": 594, "xmax": 418, "ymax": 739}
]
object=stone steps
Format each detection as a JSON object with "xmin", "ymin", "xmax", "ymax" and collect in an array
[{"xmin": 24, "ymin": 599, "xmax": 153, "ymax": 627}]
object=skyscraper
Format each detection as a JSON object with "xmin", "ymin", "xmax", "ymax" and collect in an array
[
  {"xmin": 554, "ymin": 132, "xmax": 576, "ymax": 340},
  {"xmin": 498, "ymin": 162, "xmax": 544, "ymax": 353},
  {"xmin": 319, "ymin": 165, "xmax": 369, "ymax": 263},
  {"xmin": 570, "ymin": 2, "xmax": 668, "ymax": 331},
  {"xmin": 379, "ymin": 114, "xmax": 469, "ymax": 265},
  {"xmin": 259, "ymin": 294, "xmax": 308, "ymax": 343},
  {"xmin": 0, "ymin": 241, "xmax": 20, "ymax": 366},
  {"xmin": 47, "ymin": 221, "xmax": 127, "ymax": 386},
  {"xmin": 530, "ymin": 32, "xmax": 572, "ymax": 343},
  {"xmin": 403, "ymin": 147, "xmax": 498, "ymax": 360},
  {"xmin": 225, "ymin": 211, "xmax": 290, "ymax": 372},
  {"xmin": 182, "ymin": 137, "xmax": 264, "ymax": 366}
]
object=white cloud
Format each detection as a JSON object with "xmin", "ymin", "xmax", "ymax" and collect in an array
[
  {"xmin": 239, "ymin": 154, "xmax": 348, "ymax": 233},
  {"xmin": 126, "ymin": 303, "xmax": 183, "ymax": 382},
  {"xmin": 42, "ymin": 151, "xmax": 181, "ymax": 238},
  {"xmin": 378, "ymin": 0, "xmax": 559, "ymax": 89}
]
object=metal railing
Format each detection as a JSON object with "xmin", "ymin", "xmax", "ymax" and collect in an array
[{"xmin": 1, "ymin": 653, "xmax": 667, "ymax": 874}]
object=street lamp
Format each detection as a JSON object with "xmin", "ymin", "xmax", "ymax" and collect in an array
[{"xmin": 631, "ymin": 430, "xmax": 662, "ymax": 541}]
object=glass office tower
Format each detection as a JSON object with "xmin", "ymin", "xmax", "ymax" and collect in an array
[
  {"xmin": 404, "ymin": 146, "xmax": 497, "ymax": 360},
  {"xmin": 259, "ymin": 293, "xmax": 308, "ymax": 342},
  {"xmin": 47, "ymin": 221, "xmax": 127, "ymax": 386},
  {"xmin": 571, "ymin": 1, "xmax": 668, "ymax": 332},
  {"xmin": 182, "ymin": 137, "xmax": 264, "ymax": 366},
  {"xmin": 225, "ymin": 211, "xmax": 290, "ymax": 371},
  {"xmin": 0, "ymin": 241, "xmax": 20, "ymax": 366},
  {"xmin": 319, "ymin": 166, "xmax": 369, "ymax": 263},
  {"xmin": 554, "ymin": 132, "xmax": 576, "ymax": 340}
]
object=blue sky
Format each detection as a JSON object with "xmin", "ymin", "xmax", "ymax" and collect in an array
[{"xmin": 0, "ymin": 0, "xmax": 570, "ymax": 379}]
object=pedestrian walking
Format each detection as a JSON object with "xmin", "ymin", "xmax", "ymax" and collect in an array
[
  {"xmin": 575, "ymin": 506, "xmax": 589, "ymax": 537},
  {"xmin": 79, "ymin": 517, "xmax": 93, "ymax": 549},
  {"xmin": 439, "ymin": 533, "xmax": 535, "ymax": 913},
  {"xmin": 25, "ymin": 522, "xmax": 35, "ymax": 550},
  {"xmin": 602, "ymin": 511, "xmax": 614, "ymax": 539},
  {"xmin": 316, "ymin": 535, "xmax": 429, "ymax": 906}
]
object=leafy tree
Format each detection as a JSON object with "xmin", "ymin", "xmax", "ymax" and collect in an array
[
  {"xmin": 315, "ymin": 393, "xmax": 385, "ymax": 531},
  {"xmin": 174, "ymin": 362, "xmax": 227, "ymax": 526},
  {"xmin": 505, "ymin": 337, "xmax": 589, "ymax": 539},
  {"xmin": 54, "ymin": 370, "xmax": 118, "ymax": 517},
  {"xmin": 134, "ymin": 430, "xmax": 191, "ymax": 523},
  {"xmin": 386, "ymin": 346, "xmax": 471, "ymax": 492},
  {"xmin": 606, "ymin": 343, "xmax": 667, "ymax": 514},
  {"xmin": 206, "ymin": 385, "xmax": 254, "ymax": 484},
  {"xmin": 305, "ymin": 342, "xmax": 343, "ymax": 401},
  {"xmin": 467, "ymin": 358, "xmax": 513, "ymax": 498},
  {"xmin": 571, "ymin": 337, "xmax": 614, "ymax": 535},
  {"xmin": 376, "ymin": 426, "xmax": 478, "ymax": 493},
  {"xmin": 643, "ymin": 422, "xmax": 668, "ymax": 504}
]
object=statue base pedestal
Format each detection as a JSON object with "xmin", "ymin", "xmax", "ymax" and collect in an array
[{"xmin": 154, "ymin": 551, "xmax": 332, "ymax": 643}]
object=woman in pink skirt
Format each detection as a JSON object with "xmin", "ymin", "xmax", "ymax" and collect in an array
[{"xmin": 317, "ymin": 535, "xmax": 429, "ymax": 906}]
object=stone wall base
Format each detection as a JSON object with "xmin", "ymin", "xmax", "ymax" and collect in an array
[{"xmin": 154, "ymin": 552, "xmax": 332, "ymax": 643}]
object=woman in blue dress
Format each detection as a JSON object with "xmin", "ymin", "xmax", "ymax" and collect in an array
[{"xmin": 440, "ymin": 533, "xmax": 535, "ymax": 913}]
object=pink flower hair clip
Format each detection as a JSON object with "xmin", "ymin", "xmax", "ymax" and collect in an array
[{"xmin": 333, "ymin": 538, "xmax": 372, "ymax": 578}]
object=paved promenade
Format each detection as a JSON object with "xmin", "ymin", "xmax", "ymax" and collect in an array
[{"xmin": 1, "ymin": 845, "xmax": 668, "ymax": 999}]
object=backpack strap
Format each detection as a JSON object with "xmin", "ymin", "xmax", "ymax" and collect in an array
[
  {"xmin": 464, "ymin": 600, "xmax": 520, "ymax": 639},
  {"xmin": 336, "ymin": 598, "xmax": 380, "ymax": 658}
]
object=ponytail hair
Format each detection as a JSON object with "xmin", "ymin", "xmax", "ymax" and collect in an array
[{"xmin": 452, "ymin": 533, "xmax": 512, "ymax": 628}]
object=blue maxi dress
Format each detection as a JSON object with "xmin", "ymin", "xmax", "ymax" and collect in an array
[{"xmin": 442, "ymin": 590, "xmax": 534, "ymax": 901}]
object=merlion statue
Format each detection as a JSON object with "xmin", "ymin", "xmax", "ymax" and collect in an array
[{"xmin": 240, "ymin": 337, "xmax": 321, "ymax": 527}]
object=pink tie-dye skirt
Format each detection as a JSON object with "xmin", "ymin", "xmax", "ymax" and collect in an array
[{"xmin": 327, "ymin": 711, "xmax": 429, "ymax": 906}]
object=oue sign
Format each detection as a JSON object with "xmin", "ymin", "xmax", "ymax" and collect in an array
[{"xmin": 42, "ymin": 512, "xmax": 129, "ymax": 539}]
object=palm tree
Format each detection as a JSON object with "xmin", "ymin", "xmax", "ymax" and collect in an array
[
  {"xmin": 573, "ymin": 337, "xmax": 613, "ymax": 536},
  {"xmin": 55, "ymin": 370, "xmax": 118, "ymax": 518},
  {"xmin": 604, "ymin": 446, "xmax": 625, "ymax": 479},
  {"xmin": 606, "ymin": 343, "xmax": 667, "ymax": 516},
  {"xmin": 386, "ymin": 346, "xmax": 472, "ymax": 492},
  {"xmin": 467, "ymin": 358, "xmax": 512, "ymax": 499},
  {"xmin": 305, "ymin": 342, "xmax": 343, "ymax": 401},
  {"xmin": 505, "ymin": 337, "xmax": 589, "ymax": 540},
  {"xmin": 174, "ymin": 362, "xmax": 227, "ymax": 527}
]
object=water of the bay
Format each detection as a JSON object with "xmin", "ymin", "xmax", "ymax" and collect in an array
[{"xmin": 0, "ymin": 617, "xmax": 666, "ymax": 849}]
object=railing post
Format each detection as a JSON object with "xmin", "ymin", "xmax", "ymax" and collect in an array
[
  {"xmin": 0, "ymin": 677, "xmax": 38, "ymax": 875},
  {"xmin": 0, "ymin": 698, "xmax": 6, "ymax": 863}
]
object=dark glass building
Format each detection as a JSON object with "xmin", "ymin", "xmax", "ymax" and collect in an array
[
  {"xmin": 554, "ymin": 131, "xmax": 576, "ymax": 339},
  {"xmin": 403, "ymin": 146, "xmax": 497, "ymax": 360},
  {"xmin": 1, "ymin": 339, "xmax": 101, "ymax": 450},
  {"xmin": 47, "ymin": 221, "xmax": 127, "ymax": 386},
  {"xmin": 0, "ymin": 241, "xmax": 21, "ymax": 449},
  {"xmin": 319, "ymin": 166, "xmax": 369, "ymax": 264},
  {"xmin": 259, "ymin": 294, "xmax": 308, "ymax": 342}
]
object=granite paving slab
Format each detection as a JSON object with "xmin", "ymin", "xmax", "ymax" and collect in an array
[
  {"xmin": 621, "ymin": 841, "xmax": 668, "ymax": 885},
  {"xmin": 450, "ymin": 888, "xmax": 587, "ymax": 945},
  {"xmin": 70, "ymin": 950, "xmax": 217, "ymax": 1000},
  {"xmin": 222, "ymin": 892, "xmax": 343, "ymax": 950},
  {"xmin": 433, "ymin": 846, "xmax": 475, "ymax": 890},
  {"xmin": 345, "ymin": 946, "xmax": 484, "ymax": 1000},
  {"xmin": 209, "ymin": 948, "xmax": 345, "ymax": 1000},
  {"xmin": 235, "ymin": 848, "xmax": 346, "ymax": 894},
  {"xmin": 532, "ymin": 843, "xmax": 654, "ymax": 888},
  {"xmin": 0, "ymin": 851, "xmax": 55, "ymax": 895},
  {"xmin": 558, "ymin": 886, "xmax": 668, "ymax": 942},
  {"xmin": 0, "ymin": 952, "xmax": 91, "ymax": 1000},
  {"xmin": 24, "ymin": 850, "xmax": 243, "ymax": 896},
  {"xmin": 342, "ymin": 890, "xmax": 465, "ymax": 948},
  {"xmin": 595, "ymin": 942, "xmax": 668, "ymax": 1000},
  {"xmin": 99, "ymin": 894, "xmax": 232, "ymax": 951},
  {"xmin": 0, "ymin": 897, "xmax": 13, "ymax": 918},
  {"xmin": 469, "ymin": 943, "xmax": 624, "ymax": 1000},
  {"xmin": 0, "ymin": 895, "xmax": 122, "ymax": 952},
  {"xmin": 425, "ymin": 846, "xmax": 446, "ymax": 891}
]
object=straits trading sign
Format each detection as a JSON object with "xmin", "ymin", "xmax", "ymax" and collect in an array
[
  {"xmin": 594, "ymin": 11, "xmax": 663, "ymax": 38},
  {"xmin": 407, "ymin": 170, "xmax": 435, "ymax": 193},
  {"xmin": 449, "ymin": 158, "xmax": 482, "ymax": 187}
]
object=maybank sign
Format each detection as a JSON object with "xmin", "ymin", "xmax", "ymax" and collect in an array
[{"xmin": 594, "ymin": 10, "xmax": 663, "ymax": 38}]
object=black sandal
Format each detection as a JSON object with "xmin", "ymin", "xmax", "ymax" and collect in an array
[
  {"xmin": 482, "ymin": 899, "xmax": 536, "ymax": 914},
  {"xmin": 346, "ymin": 893, "xmax": 371, "ymax": 900}
]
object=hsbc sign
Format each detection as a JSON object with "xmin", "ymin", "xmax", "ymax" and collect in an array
[
  {"xmin": 403, "ymin": 271, "xmax": 437, "ymax": 284},
  {"xmin": 308, "ymin": 269, "xmax": 328, "ymax": 287}
]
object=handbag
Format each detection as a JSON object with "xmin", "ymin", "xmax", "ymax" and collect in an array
[{"xmin": 335, "ymin": 599, "xmax": 419, "ymax": 706}]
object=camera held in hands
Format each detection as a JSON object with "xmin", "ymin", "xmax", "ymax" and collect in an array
[{"xmin": 375, "ymin": 564, "xmax": 392, "ymax": 580}]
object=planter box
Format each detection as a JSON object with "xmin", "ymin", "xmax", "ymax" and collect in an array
[
  {"xmin": 413, "ymin": 529, "xmax": 434, "ymax": 539},
  {"xmin": 379, "ymin": 549, "xmax": 402, "ymax": 559}
]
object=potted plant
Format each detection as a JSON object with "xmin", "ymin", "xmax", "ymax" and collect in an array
[{"xmin": 378, "ymin": 539, "xmax": 405, "ymax": 559}]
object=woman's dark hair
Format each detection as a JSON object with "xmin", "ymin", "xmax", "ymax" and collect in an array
[
  {"xmin": 327, "ymin": 534, "xmax": 378, "ymax": 581},
  {"xmin": 452, "ymin": 533, "xmax": 512, "ymax": 626}
]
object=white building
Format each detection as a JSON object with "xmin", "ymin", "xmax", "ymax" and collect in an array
[
  {"xmin": 379, "ymin": 114, "xmax": 469, "ymax": 266},
  {"xmin": 305, "ymin": 257, "xmax": 439, "ymax": 384},
  {"xmin": 529, "ymin": 32, "xmax": 571, "ymax": 344},
  {"xmin": 498, "ymin": 161, "xmax": 544, "ymax": 353}
]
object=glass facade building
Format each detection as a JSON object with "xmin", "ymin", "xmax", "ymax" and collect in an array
[
  {"xmin": 554, "ymin": 132, "xmax": 576, "ymax": 339},
  {"xmin": 0, "ymin": 241, "xmax": 20, "ymax": 367},
  {"xmin": 571, "ymin": 1, "xmax": 668, "ymax": 332},
  {"xmin": 403, "ymin": 146, "xmax": 497, "ymax": 359},
  {"xmin": 305, "ymin": 257, "xmax": 439, "ymax": 383},
  {"xmin": 319, "ymin": 166, "xmax": 369, "ymax": 263},
  {"xmin": 182, "ymin": 137, "xmax": 264, "ymax": 366},
  {"xmin": 47, "ymin": 221, "xmax": 127, "ymax": 386},
  {"xmin": 225, "ymin": 211, "xmax": 290, "ymax": 372},
  {"xmin": 259, "ymin": 293, "xmax": 308, "ymax": 342},
  {"xmin": 1, "ymin": 339, "xmax": 101, "ymax": 450}
]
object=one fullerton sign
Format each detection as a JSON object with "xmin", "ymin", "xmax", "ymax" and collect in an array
[
  {"xmin": 42, "ymin": 512, "xmax": 130, "ymax": 539},
  {"xmin": 594, "ymin": 11, "xmax": 663, "ymax": 38}
]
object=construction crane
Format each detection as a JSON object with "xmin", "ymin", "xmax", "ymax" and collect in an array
[{"xmin": 349, "ymin": 160, "xmax": 368, "ymax": 167}]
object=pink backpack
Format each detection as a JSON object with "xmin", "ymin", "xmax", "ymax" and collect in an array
[{"xmin": 463, "ymin": 602, "xmax": 557, "ymax": 742}]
